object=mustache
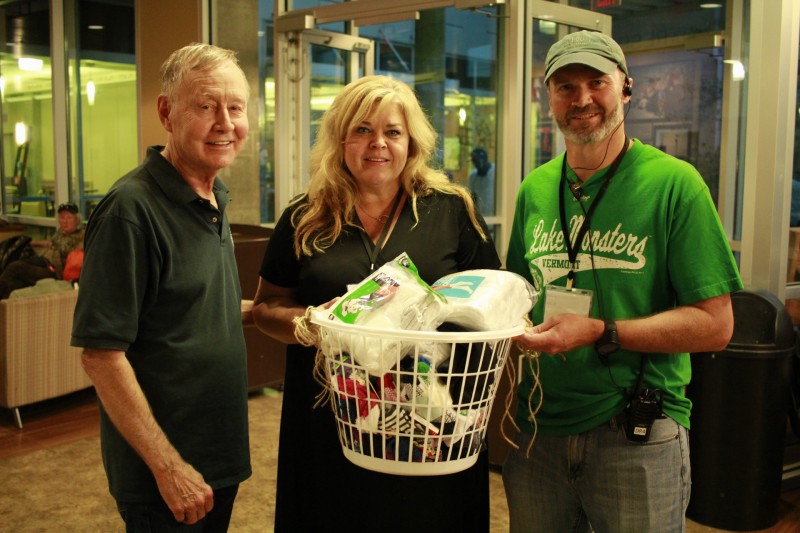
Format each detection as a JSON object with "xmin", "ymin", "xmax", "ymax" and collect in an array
[{"xmin": 566, "ymin": 106, "xmax": 602, "ymax": 119}]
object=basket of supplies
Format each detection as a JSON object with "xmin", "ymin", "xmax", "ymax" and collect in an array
[{"xmin": 311, "ymin": 310, "xmax": 524, "ymax": 476}]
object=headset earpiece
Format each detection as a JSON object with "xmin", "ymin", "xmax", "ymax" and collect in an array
[{"xmin": 623, "ymin": 77, "xmax": 633, "ymax": 97}]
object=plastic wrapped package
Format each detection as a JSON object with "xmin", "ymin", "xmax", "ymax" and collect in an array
[
  {"xmin": 432, "ymin": 269, "xmax": 538, "ymax": 331},
  {"xmin": 320, "ymin": 252, "xmax": 446, "ymax": 375}
]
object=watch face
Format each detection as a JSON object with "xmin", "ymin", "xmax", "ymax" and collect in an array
[
  {"xmin": 598, "ymin": 343, "xmax": 618, "ymax": 356},
  {"xmin": 596, "ymin": 321, "xmax": 619, "ymax": 357}
]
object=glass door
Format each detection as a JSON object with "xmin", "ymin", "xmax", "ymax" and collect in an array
[
  {"xmin": 525, "ymin": 1, "xmax": 612, "ymax": 178},
  {"xmin": 274, "ymin": 26, "xmax": 374, "ymax": 212}
]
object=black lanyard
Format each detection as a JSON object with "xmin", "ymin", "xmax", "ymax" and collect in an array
[
  {"xmin": 558, "ymin": 136, "xmax": 629, "ymax": 289},
  {"xmin": 359, "ymin": 189, "xmax": 404, "ymax": 272}
]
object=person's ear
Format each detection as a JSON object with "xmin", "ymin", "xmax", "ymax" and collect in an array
[
  {"xmin": 157, "ymin": 95, "xmax": 173, "ymax": 132},
  {"xmin": 623, "ymin": 77, "xmax": 633, "ymax": 99}
]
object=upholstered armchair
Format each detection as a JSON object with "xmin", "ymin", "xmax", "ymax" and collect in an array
[{"xmin": 0, "ymin": 289, "xmax": 92, "ymax": 428}]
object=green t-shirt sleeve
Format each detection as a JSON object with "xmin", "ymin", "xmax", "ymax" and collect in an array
[
  {"xmin": 666, "ymin": 176, "xmax": 743, "ymax": 306},
  {"xmin": 506, "ymin": 184, "xmax": 534, "ymax": 283}
]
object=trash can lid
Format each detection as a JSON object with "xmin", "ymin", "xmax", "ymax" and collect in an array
[{"xmin": 727, "ymin": 289, "xmax": 795, "ymax": 350}]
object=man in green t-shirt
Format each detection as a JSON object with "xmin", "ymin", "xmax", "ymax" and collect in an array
[
  {"xmin": 503, "ymin": 31, "xmax": 743, "ymax": 533},
  {"xmin": 72, "ymin": 44, "xmax": 251, "ymax": 531}
]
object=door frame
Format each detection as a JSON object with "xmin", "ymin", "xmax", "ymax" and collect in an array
[
  {"xmin": 274, "ymin": 22, "xmax": 375, "ymax": 211},
  {"xmin": 495, "ymin": 1, "xmax": 611, "ymax": 261}
]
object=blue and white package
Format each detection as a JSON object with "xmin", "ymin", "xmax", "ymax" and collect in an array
[{"xmin": 432, "ymin": 270, "xmax": 538, "ymax": 331}]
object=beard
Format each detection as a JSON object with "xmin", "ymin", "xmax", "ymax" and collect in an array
[{"xmin": 556, "ymin": 99, "xmax": 624, "ymax": 145}]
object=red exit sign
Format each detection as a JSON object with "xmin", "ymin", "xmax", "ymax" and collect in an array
[{"xmin": 594, "ymin": 0, "xmax": 621, "ymax": 8}]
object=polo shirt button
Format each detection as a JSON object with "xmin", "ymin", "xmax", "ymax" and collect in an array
[{"xmin": 212, "ymin": 216, "xmax": 218, "ymax": 223}]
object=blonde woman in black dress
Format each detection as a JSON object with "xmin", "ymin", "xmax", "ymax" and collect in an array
[{"xmin": 253, "ymin": 75, "xmax": 500, "ymax": 532}]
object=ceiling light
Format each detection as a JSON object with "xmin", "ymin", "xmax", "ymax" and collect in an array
[
  {"xmin": 18, "ymin": 57, "xmax": 43, "ymax": 71},
  {"xmin": 86, "ymin": 81, "xmax": 96, "ymax": 105},
  {"xmin": 700, "ymin": 3, "xmax": 723, "ymax": 8},
  {"xmin": 15, "ymin": 122, "xmax": 27, "ymax": 146},
  {"xmin": 539, "ymin": 20, "xmax": 556, "ymax": 35},
  {"xmin": 88, "ymin": 24, "xmax": 104, "ymax": 30}
]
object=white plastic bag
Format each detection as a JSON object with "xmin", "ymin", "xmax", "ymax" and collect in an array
[{"xmin": 320, "ymin": 253, "xmax": 446, "ymax": 375}]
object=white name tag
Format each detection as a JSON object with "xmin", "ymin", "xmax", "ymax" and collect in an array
[{"xmin": 543, "ymin": 285, "xmax": 593, "ymax": 322}]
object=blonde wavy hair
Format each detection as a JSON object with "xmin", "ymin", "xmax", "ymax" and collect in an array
[{"xmin": 291, "ymin": 75, "xmax": 486, "ymax": 258}]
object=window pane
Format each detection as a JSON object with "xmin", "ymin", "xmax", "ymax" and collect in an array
[
  {"xmin": 73, "ymin": 0, "xmax": 136, "ymax": 218},
  {"xmin": 626, "ymin": 48, "xmax": 724, "ymax": 201},
  {"xmin": 291, "ymin": 0, "xmax": 345, "ymax": 32},
  {"xmin": 260, "ymin": 0, "xmax": 276, "ymax": 222},
  {"xmin": 1, "ymin": 1, "xmax": 54, "ymax": 218},
  {"xmin": 565, "ymin": 1, "xmax": 727, "ymax": 203},
  {"xmin": 358, "ymin": 6, "xmax": 501, "ymax": 218},
  {"xmin": 569, "ymin": 0, "xmax": 726, "ymax": 40}
]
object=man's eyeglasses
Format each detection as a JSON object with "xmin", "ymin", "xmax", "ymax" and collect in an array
[{"xmin": 57, "ymin": 202, "xmax": 79, "ymax": 214}]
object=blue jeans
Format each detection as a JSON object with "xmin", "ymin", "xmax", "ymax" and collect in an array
[
  {"xmin": 502, "ymin": 416, "xmax": 690, "ymax": 533},
  {"xmin": 117, "ymin": 485, "xmax": 239, "ymax": 533}
]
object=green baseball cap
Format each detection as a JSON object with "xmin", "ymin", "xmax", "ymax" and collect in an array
[{"xmin": 544, "ymin": 30, "xmax": 628, "ymax": 83}]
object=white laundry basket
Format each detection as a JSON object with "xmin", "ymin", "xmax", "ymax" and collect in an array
[{"xmin": 311, "ymin": 310, "xmax": 523, "ymax": 476}]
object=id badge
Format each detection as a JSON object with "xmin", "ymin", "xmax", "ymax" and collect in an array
[{"xmin": 543, "ymin": 285, "xmax": 593, "ymax": 322}]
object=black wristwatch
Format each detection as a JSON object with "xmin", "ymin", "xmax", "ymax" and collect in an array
[{"xmin": 595, "ymin": 320, "xmax": 620, "ymax": 363}]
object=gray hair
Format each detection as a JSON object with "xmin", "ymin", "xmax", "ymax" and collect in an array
[{"xmin": 159, "ymin": 43, "xmax": 248, "ymax": 102}]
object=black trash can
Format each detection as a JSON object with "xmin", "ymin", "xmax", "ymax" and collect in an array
[{"xmin": 686, "ymin": 289, "xmax": 795, "ymax": 531}]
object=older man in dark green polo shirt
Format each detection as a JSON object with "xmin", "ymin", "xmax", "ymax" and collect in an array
[{"xmin": 72, "ymin": 43, "xmax": 251, "ymax": 531}]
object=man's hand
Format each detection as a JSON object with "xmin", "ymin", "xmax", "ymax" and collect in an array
[
  {"xmin": 155, "ymin": 461, "xmax": 214, "ymax": 524},
  {"xmin": 513, "ymin": 294, "xmax": 735, "ymax": 356},
  {"xmin": 81, "ymin": 349, "xmax": 216, "ymax": 525},
  {"xmin": 514, "ymin": 314, "xmax": 603, "ymax": 355}
]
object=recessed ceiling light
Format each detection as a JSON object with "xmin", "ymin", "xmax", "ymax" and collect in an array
[
  {"xmin": 700, "ymin": 3, "xmax": 723, "ymax": 8},
  {"xmin": 88, "ymin": 24, "xmax": 104, "ymax": 30}
]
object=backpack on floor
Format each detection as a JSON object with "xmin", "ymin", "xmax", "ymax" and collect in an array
[{"xmin": 0, "ymin": 235, "xmax": 35, "ymax": 272}]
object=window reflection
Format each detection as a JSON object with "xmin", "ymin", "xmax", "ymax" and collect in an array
[
  {"xmin": 358, "ymin": 7, "xmax": 500, "ymax": 219},
  {"xmin": 1, "ymin": 1, "xmax": 53, "ymax": 217},
  {"xmin": 626, "ymin": 49, "xmax": 724, "ymax": 201},
  {"xmin": 74, "ymin": 57, "xmax": 137, "ymax": 217},
  {"xmin": 72, "ymin": 0, "xmax": 136, "ymax": 218},
  {"xmin": 264, "ymin": 5, "xmax": 500, "ymax": 224},
  {"xmin": 0, "ymin": 0, "xmax": 136, "ymax": 220}
]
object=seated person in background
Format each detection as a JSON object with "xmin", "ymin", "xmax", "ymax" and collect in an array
[
  {"xmin": 31, "ymin": 202, "xmax": 85, "ymax": 276},
  {"xmin": 0, "ymin": 202, "xmax": 85, "ymax": 298}
]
